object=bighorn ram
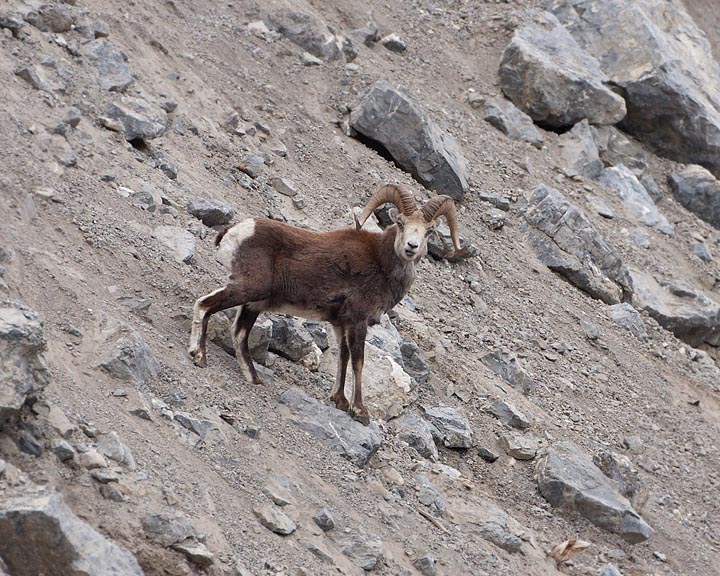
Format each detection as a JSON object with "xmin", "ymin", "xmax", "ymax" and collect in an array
[{"xmin": 189, "ymin": 184, "xmax": 464, "ymax": 424}]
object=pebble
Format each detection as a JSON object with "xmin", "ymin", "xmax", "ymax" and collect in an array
[
  {"xmin": 381, "ymin": 33, "xmax": 407, "ymax": 53},
  {"xmin": 312, "ymin": 508, "xmax": 335, "ymax": 532}
]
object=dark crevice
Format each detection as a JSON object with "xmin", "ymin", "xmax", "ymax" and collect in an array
[
  {"xmin": 129, "ymin": 138, "xmax": 148, "ymax": 151},
  {"xmin": 352, "ymin": 132, "xmax": 396, "ymax": 163}
]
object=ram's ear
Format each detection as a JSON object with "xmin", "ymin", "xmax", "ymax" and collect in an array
[{"xmin": 388, "ymin": 207, "xmax": 400, "ymax": 222}]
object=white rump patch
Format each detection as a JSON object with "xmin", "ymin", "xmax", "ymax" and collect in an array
[{"xmin": 216, "ymin": 219, "xmax": 256, "ymax": 269}]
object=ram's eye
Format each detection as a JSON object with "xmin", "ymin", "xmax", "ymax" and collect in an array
[
  {"xmin": 425, "ymin": 228, "xmax": 434, "ymax": 237},
  {"xmin": 396, "ymin": 220, "xmax": 404, "ymax": 230}
]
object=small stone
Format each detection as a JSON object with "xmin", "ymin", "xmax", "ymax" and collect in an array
[
  {"xmin": 15, "ymin": 65, "xmax": 53, "ymax": 92},
  {"xmin": 421, "ymin": 405, "xmax": 472, "ymax": 448},
  {"xmin": 262, "ymin": 480, "xmax": 293, "ymax": 507},
  {"xmin": 270, "ymin": 177, "xmax": 297, "ymax": 197},
  {"xmin": 64, "ymin": 107, "xmax": 82, "ymax": 128},
  {"xmin": 91, "ymin": 469, "xmax": 120, "ymax": 484},
  {"xmin": 653, "ymin": 551, "xmax": 667, "ymax": 563},
  {"xmin": 599, "ymin": 564, "xmax": 622, "ymax": 576},
  {"xmin": 395, "ymin": 412, "xmax": 438, "ymax": 461},
  {"xmin": 129, "ymin": 408, "xmax": 152, "ymax": 421},
  {"xmin": 153, "ymin": 226, "xmax": 196, "ymax": 264},
  {"xmin": 16, "ymin": 430, "xmax": 42, "ymax": 457},
  {"xmin": 171, "ymin": 540, "xmax": 214, "ymax": 567},
  {"xmin": 692, "ymin": 242, "xmax": 712, "ymax": 262},
  {"xmin": 416, "ymin": 475, "xmax": 446, "ymax": 517},
  {"xmin": 253, "ymin": 504, "xmax": 296, "ymax": 535},
  {"xmin": 142, "ymin": 513, "xmax": 200, "ymax": 547},
  {"xmin": 174, "ymin": 412, "xmax": 215, "ymax": 439},
  {"xmin": 187, "ymin": 198, "xmax": 235, "ymax": 227},
  {"xmin": 159, "ymin": 98, "xmax": 178, "ymax": 113},
  {"xmin": 51, "ymin": 439, "xmax": 75, "ymax": 462},
  {"xmin": 414, "ymin": 554, "xmax": 437, "ymax": 576},
  {"xmin": 478, "ymin": 446, "xmax": 500, "ymax": 463},
  {"xmin": 237, "ymin": 153, "xmax": 266, "ymax": 178},
  {"xmin": 313, "ymin": 508, "xmax": 335, "ymax": 532},
  {"xmin": 77, "ymin": 448, "xmax": 108, "ymax": 470},
  {"xmin": 112, "ymin": 389, "xmax": 128, "ymax": 397},
  {"xmin": 499, "ymin": 431, "xmax": 541, "ymax": 460},
  {"xmin": 332, "ymin": 531, "xmax": 383, "ymax": 571},
  {"xmin": 97, "ymin": 431, "xmax": 136, "ymax": 470},
  {"xmin": 623, "ymin": 435, "xmax": 643, "ymax": 452},
  {"xmin": 380, "ymin": 33, "xmax": 406, "ymax": 53},
  {"xmin": 301, "ymin": 52, "xmax": 323, "ymax": 66},
  {"xmin": 483, "ymin": 399, "xmax": 531, "ymax": 429}
]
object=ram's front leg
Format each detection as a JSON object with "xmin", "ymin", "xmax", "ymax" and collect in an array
[
  {"xmin": 347, "ymin": 323, "xmax": 370, "ymax": 425},
  {"xmin": 330, "ymin": 326, "xmax": 350, "ymax": 411}
]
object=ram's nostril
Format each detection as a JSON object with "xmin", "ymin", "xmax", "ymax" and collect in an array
[{"xmin": 407, "ymin": 241, "xmax": 418, "ymax": 249}]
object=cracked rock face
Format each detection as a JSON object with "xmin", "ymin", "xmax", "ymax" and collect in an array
[
  {"xmin": 523, "ymin": 184, "xmax": 631, "ymax": 304},
  {"xmin": 536, "ymin": 442, "xmax": 653, "ymax": 543}
]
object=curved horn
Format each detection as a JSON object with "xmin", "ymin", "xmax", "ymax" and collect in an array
[
  {"xmin": 356, "ymin": 184, "xmax": 417, "ymax": 229},
  {"xmin": 422, "ymin": 195, "xmax": 462, "ymax": 252}
]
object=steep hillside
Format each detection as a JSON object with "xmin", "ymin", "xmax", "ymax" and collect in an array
[{"xmin": 1, "ymin": 1, "xmax": 720, "ymax": 576}]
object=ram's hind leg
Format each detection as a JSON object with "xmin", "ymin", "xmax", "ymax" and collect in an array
[
  {"xmin": 232, "ymin": 306, "xmax": 262, "ymax": 384},
  {"xmin": 330, "ymin": 326, "xmax": 350, "ymax": 412},
  {"xmin": 347, "ymin": 324, "xmax": 370, "ymax": 425},
  {"xmin": 189, "ymin": 285, "xmax": 249, "ymax": 367}
]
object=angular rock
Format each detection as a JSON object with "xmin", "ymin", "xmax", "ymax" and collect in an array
[
  {"xmin": 97, "ymin": 323, "xmax": 160, "ymax": 385},
  {"xmin": 483, "ymin": 399, "xmax": 531, "ymax": 429},
  {"xmin": 421, "ymin": 405, "xmax": 472, "ymax": 448},
  {"xmin": 279, "ymin": 387, "xmax": 383, "ymax": 466},
  {"xmin": 479, "ymin": 350, "xmax": 532, "ymax": 394},
  {"xmin": 83, "ymin": 40, "xmax": 133, "ymax": 92},
  {"xmin": 16, "ymin": 430, "xmax": 41, "ymax": 457},
  {"xmin": 668, "ymin": 165, "xmax": 720, "ymax": 229},
  {"xmin": 400, "ymin": 337, "xmax": 430, "ymax": 383},
  {"xmin": 313, "ymin": 508, "xmax": 335, "ymax": 532},
  {"xmin": 75, "ymin": 19, "xmax": 111, "ymax": 39},
  {"xmin": 478, "ymin": 446, "xmax": 500, "ymax": 463},
  {"xmin": 592, "ymin": 126, "xmax": 647, "ymax": 174},
  {"xmin": 629, "ymin": 268, "xmax": 720, "ymax": 347},
  {"xmin": 427, "ymin": 222, "xmax": 477, "ymax": 261},
  {"xmin": 253, "ymin": 504, "xmax": 296, "ymax": 535},
  {"xmin": 366, "ymin": 314, "xmax": 403, "ymax": 365},
  {"xmin": 0, "ymin": 301, "xmax": 50, "ymax": 419},
  {"xmin": 693, "ymin": 242, "xmax": 712, "ymax": 263},
  {"xmin": 154, "ymin": 226, "xmax": 196, "ymax": 264},
  {"xmin": 142, "ymin": 512, "xmax": 201, "ymax": 547},
  {"xmin": 641, "ymin": 175, "xmax": 663, "ymax": 203},
  {"xmin": 237, "ymin": 153, "xmax": 266, "ymax": 179},
  {"xmin": 52, "ymin": 439, "xmax": 75, "ymax": 462},
  {"xmin": 266, "ymin": 11, "xmax": 346, "ymax": 62},
  {"xmin": 536, "ymin": 442, "xmax": 653, "ymax": 543},
  {"xmin": 481, "ymin": 98, "xmax": 544, "ymax": 149},
  {"xmin": 249, "ymin": 318, "xmax": 273, "ymax": 364},
  {"xmin": 499, "ymin": 431, "xmax": 542, "ymax": 460},
  {"xmin": 600, "ymin": 564, "xmax": 622, "ymax": 576},
  {"xmin": 550, "ymin": 0, "xmax": 720, "ymax": 172},
  {"xmin": 499, "ymin": 11, "xmax": 626, "ymax": 127},
  {"xmin": 380, "ymin": 33, "xmax": 406, "ymax": 53},
  {"xmin": 461, "ymin": 499, "xmax": 524, "ymax": 553},
  {"xmin": 606, "ymin": 303, "xmax": 647, "ymax": 341},
  {"xmin": 558, "ymin": 119, "xmax": 602, "ymax": 179},
  {"xmin": 593, "ymin": 451, "xmax": 644, "ymax": 507},
  {"xmin": 174, "ymin": 412, "xmax": 216, "ymax": 439},
  {"xmin": 270, "ymin": 177, "xmax": 297, "ymax": 197},
  {"xmin": 395, "ymin": 412, "xmax": 438, "ymax": 461},
  {"xmin": 0, "ymin": 493, "xmax": 143, "ymax": 575},
  {"xmin": 416, "ymin": 475, "xmax": 446, "ymax": 517},
  {"xmin": 96, "ymin": 432, "xmax": 136, "ymax": 470},
  {"xmin": 269, "ymin": 316, "xmax": 319, "ymax": 363},
  {"xmin": 362, "ymin": 343, "xmax": 413, "ymax": 421},
  {"xmin": 332, "ymin": 531, "xmax": 383, "ymax": 571},
  {"xmin": 599, "ymin": 166, "xmax": 673, "ymax": 234},
  {"xmin": 106, "ymin": 96, "xmax": 166, "ymax": 142},
  {"xmin": 187, "ymin": 198, "xmax": 235, "ymax": 227},
  {"xmin": 414, "ymin": 555, "xmax": 437, "ymax": 576},
  {"xmin": 15, "ymin": 65, "xmax": 53, "ymax": 93},
  {"xmin": 302, "ymin": 321, "xmax": 329, "ymax": 351},
  {"xmin": 0, "ymin": 15, "xmax": 24, "ymax": 35},
  {"xmin": 523, "ymin": 184, "xmax": 632, "ymax": 304},
  {"xmin": 25, "ymin": 4, "xmax": 75, "ymax": 32},
  {"xmin": 350, "ymin": 80, "xmax": 469, "ymax": 200},
  {"xmin": 171, "ymin": 540, "xmax": 214, "ymax": 568},
  {"xmin": 77, "ymin": 449, "xmax": 108, "ymax": 470}
]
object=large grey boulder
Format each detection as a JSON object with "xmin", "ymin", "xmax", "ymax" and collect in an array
[
  {"xmin": 0, "ymin": 301, "xmax": 50, "ymax": 419},
  {"xmin": 523, "ymin": 185, "xmax": 631, "ymax": 304},
  {"xmin": 395, "ymin": 412, "xmax": 438, "ymax": 460},
  {"xmin": 82, "ymin": 40, "xmax": 133, "ymax": 92},
  {"xmin": 265, "ymin": 11, "xmax": 352, "ymax": 62},
  {"xmin": 499, "ymin": 11, "xmax": 626, "ymax": 128},
  {"xmin": 350, "ymin": 81, "xmax": 469, "ymax": 200},
  {"xmin": 0, "ymin": 493, "xmax": 143, "ymax": 576},
  {"xmin": 629, "ymin": 269, "xmax": 720, "ymax": 347},
  {"xmin": 481, "ymin": 98, "xmax": 544, "ymax": 149},
  {"xmin": 106, "ymin": 96, "xmax": 166, "ymax": 142},
  {"xmin": 550, "ymin": 0, "xmax": 720, "ymax": 173},
  {"xmin": 279, "ymin": 387, "xmax": 383, "ymax": 466},
  {"xmin": 668, "ymin": 165, "xmax": 720, "ymax": 229},
  {"xmin": 268, "ymin": 316, "xmax": 322, "ymax": 370},
  {"xmin": 599, "ymin": 166, "xmax": 673, "ymax": 235},
  {"xmin": 558, "ymin": 119, "xmax": 603, "ymax": 179},
  {"xmin": 536, "ymin": 442, "xmax": 653, "ymax": 543}
]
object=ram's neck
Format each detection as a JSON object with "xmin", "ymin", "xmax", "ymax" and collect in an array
[{"xmin": 380, "ymin": 227, "xmax": 417, "ymax": 305}]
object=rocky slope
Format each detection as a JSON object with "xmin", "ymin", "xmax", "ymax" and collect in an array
[{"xmin": 1, "ymin": 0, "xmax": 720, "ymax": 575}]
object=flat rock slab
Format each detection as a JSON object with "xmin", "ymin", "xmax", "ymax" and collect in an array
[
  {"xmin": 82, "ymin": 39, "xmax": 133, "ymax": 92},
  {"xmin": 599, "ymin": 165, "xmax": 673, "ymax": 235},
  {"xmin": 142, "ymin": 512, "xmax": 202, "ymax": 547},
  {"xmin": 279, "ymin": 387, "xmax": 383, "ymax": 467},
  {"xmin": 481, "ymin": 98, "xmax": 544, "ymax": 149},
  {"xmin": 523, "ymin": 184, "xmax": 631, "ymax": 304},
  {"xmin": 457, "ymin": 497, "xmax": 525, "ymax": 553},
  {"xmin": 483, "ymin": 399, "xmax": 531, "ymax": 429},
  {"xmin": 668, "ymin": 165, "xmax": 720, "ymax": 229},
  {"xmin": 480, "ymin": 350, "xmax": 532, "ymax": 394},
  {"xmin": 253, "ymin": 504, "xmax": 296, "ymax": 535},
  {"xmin": 332, "ymin": 531, "xmax": 384, "ymax": 571},
  {"xmin": 0, "ymin": 493, "xmax": 143, "ymax": 576},
  {"xmin": 499, "ymin": 10, "xmax": 626, "ymax": 127},
  {"xmin": 551, "ymin": 0, "xmax": 720, "ymax": 173},
  {"xmin": 535, "ymin": 441, "xmax": 653, "ymax": 543},
  {"xmin": 606, "ymin": 303, "xmax": 647, "ymax": 341},
  {"xmin": 187, "ymin": 198, "xmax": 235, "ymax": 227},
  {"xmin": 97, "ymin": 322, "xmax": 160, "ymax": 385},
  {"xmin": 558, "ymin": 119, "xmax": 602, "ymax": 179},
  {"xmin": 350, "ymin": 80, "xmax": 469, "ymax": 200},
  {"xmin": 629, "ymin": 268, "xmax": 720, "ymax": 347},
  {"xmin": 266, "ymin": 11, "xmax": 347, "ymax": 62},
  {"xmin": 153, "ymin": 225, "xmax": 196, "ymax": 264},
  {"xmin": 0, "ymin": 300, "xmax": 50, "ymax": 418}
]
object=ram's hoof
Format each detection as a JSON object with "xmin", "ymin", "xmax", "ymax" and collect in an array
[
  {"xmin": 193, "ymin": 353, "xmax": 208, "ymax": 368},
  {"xmin": 350, "ymin": 409, "xmax": 370, "ymax": 426}
]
